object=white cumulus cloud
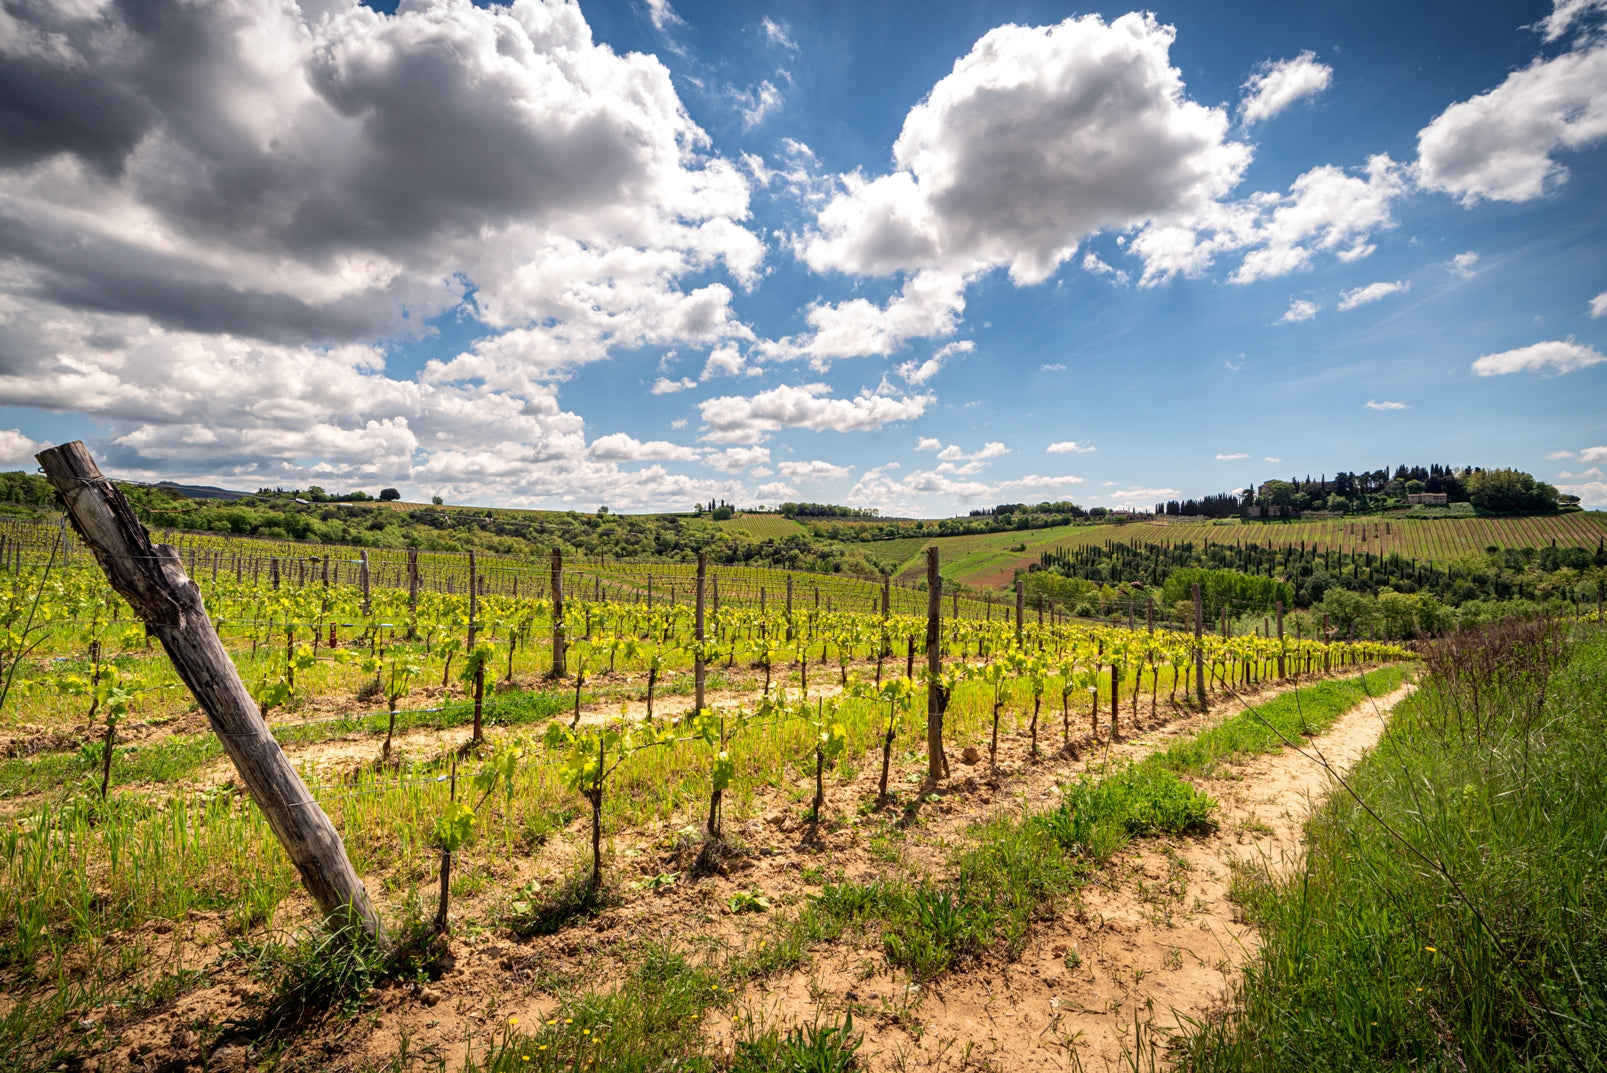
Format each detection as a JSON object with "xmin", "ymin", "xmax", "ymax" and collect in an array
[
  {"xmin": 1216, "ymin": 452, "xmax": 1249, "ymax": 460},
  {"xmin": 798, "ymin": 13, "xmax": 1250, "ymax": 285},
  {"xmin": 1417, "ymin": 35, "xmax": 1607, "ymax": 204},
  {"xmin": 1450, "ymin": 251, "xmax": 1480, "ymax": 278},
  {"xmin": 1279, "ymin": 298, "xmax": 1319, "ymax": 323},
  {"xmin": 698, "ymin": 383, "xmax": 932, "ymax": 443},
  {"xmin": 1590, "ymin": 291, "xmax": 1607, "ymax": 318},
  {"xmin": 1338, "ymin": 280, "xmax": 1410, "ymax": 310},
  {"xmin": 1047, "ymin": 441, "xmax": 1096, "ymax": 454},
  {"xmin": 588, "ymin": 434, "xmax": 701, "ymax": 462},
  {"xmin": 1471, "ymin": 340, "xmax": 1607, "ymax": 376},
  {"xmin": 777, "ymin": 460, "xmax": 854, "ymax": 481},
  {"xmin": 0, "ymin": 428, "xmax": 46, "ymax": 468},
  {"xmin": 1239, "ymin": 51, "xmax": 1333, "ymax": 125},
  {"xmin": 1365, "ymin": 399, "xmax": 1410, "ymax": 410}
]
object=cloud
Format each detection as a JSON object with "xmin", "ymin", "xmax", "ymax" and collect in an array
[
  {"xmin": 1417, "ymin": 36, "xmax": 1607, "ymax": 203},
  {"xmin": 1082, "ymin": 252, "xmax": 1130, "ymax": 284},
  {"xmin": 1365, "ymin": 399, "xmax": 1410, "ymax": 410},
  {"xmin": 1450, "ymin": 251, "xmax": 1480, "ymax": 278},
  {"xmin": 996, "ymin": 474, "xmax": 1086, "ymax": 491},
  {"xmin": 798, "ymin": 13, "xmax": 1250, "ymax": 285},
  {"xmin": 0, "ymin": 0, "xmax": 767, "ymax": 509},
  {"xmin": 701, "ymin": 344, "xmax": 749, "ymax": 380},
  {"xmin": 1582, "ymin": 446, "xmax": 1607, "ymax": 463},
  {"xmin": 936, "ymin": 441, "xmax": 1009, "ymax": 462},
  {"xmin": 1537, "ymin": 0, "xmax": 1607, "ymax": 44},
  {"xmin": 916, "ymin": 437, "xmax": 943, "ymax": 451},
  {"xmin": 588, "ymin": 434, "xmax": 701, "ymax": 462},
  {"xmin": 896, "ymin": 340, "xmax": 972, "ymax": 386},
  {"xmin": 777, "ymin": 459, "xmax": 854, "ymax": 481},
  {"xmin": 644, "ymin": 0, "xmax": 684, "ymax": 31},
  {"xmin": 754, "ymin": 481, "xmax": 798, "ymax": 500},
  {"xmin": 1557, "ymin": 480, "xmax": 1607, "ymax": 508},
  {"xmin": 1264, "ymin": 456, "xmax": 1282, "ymax": 462},
  {"xmin": 1591, "ymin": 291, "xmax": 1607, "ymax": 318},
  {"xmin": 698, "ymin": 383, "xmax": 932, "ymax": 442},
  {"xmin": 1548, "ymin": 450, "xmax": 1578, "ymax": 459},
  {"xmin": 0, "ymin": 428, "xmax": 46, "ymax": 468},
  {"xmin": 1279, "ymin": 298, "xmax": 1319, "ymax": 323},
  {"xmin": 651, "ymin": 377, "xmax": 698, "ymax": 395},
  {"xmin": 1130, "ymin": 152, "xmax": 1407, "ymax": 286},
  {"xmin": 1227, "ymin": 155, "xmax": 1406, "ymax": 283},
  {"xmin": 1338, "ymin": 280, "xmax": 1409, "ymax": 310},
  {"xmin": 1216, "ymin": 452, "xmax": 1249, "ymax": 460},
  {"xmin": 1471, "ymin": 340, "xmax": 1607, "ymax": 376},
  {"xmin": 759, "ymin": 270, "xmax": 970, "ymax": 364},
  {"xmin": 1239, "ymin": 51, "xmax": 1333, "ymax": 125},
  {"xmin": 1106, "ymin": 486, "xmax": 1179, "ymax": 503},
  {"xmin": 704, "ymin": 446, "xmax": 772, "ymax": 473},
  {"xmin": 760, "ymin": 17, "xmax": 797, "ymax": 50},
  {"xmin": 736, "ymin": 80, "xmax": 783, "ymax": 130},
  {"xmin": 1040, "ymin": 362, "xmax": 1067, "ymax": 371},
  {"xmin": 1047, "ymin": 441, "xmax": 1096, "ymax": 454}
]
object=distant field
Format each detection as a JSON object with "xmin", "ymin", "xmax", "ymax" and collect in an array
[
  {"xmin": 716, "ymin": 514, "xmax": 809, "ymax": 539},
  {"xmin": 890, "ymin": 524, "xmax": 1101, "ymax": 587},
  {"xmin": 875, "ymin": 512, "xmax": 1607, "ymax": 591}
]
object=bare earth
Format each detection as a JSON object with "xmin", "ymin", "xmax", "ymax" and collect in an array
[
  {"xmin": 47, "ymin": 674, "xmax": 1413, "ymax": 1073},
  {"xmin": 728, "ymin": 680, "xmax": 1416, "ymax": 1072}
]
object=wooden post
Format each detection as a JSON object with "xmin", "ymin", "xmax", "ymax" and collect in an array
[
  {"xmin": 785, "ymin": 575, "xmax": 794, "ymax": 641},
  {"xmin": 1147, "ymin": 595, "xmax": 1154, "ymax": 633},
  {"xmin": 1276, "ymin": 600, "xmax": 1285, "ymax": 680},
  {"xmin": 881, "ymin": 572, "xmax": 891, "ymax": 619},
  {"xmin": 407, "ymin": 548, "xmax": 419, "ymax": 615},
  {"xmin": 468, "ymin": 551, "xmax": 478, "ymax": 647},
  {"xmin": 1193, "ymin": 582, "xmax": 1207, "ymax": 709},
  {"xmin": 550, "ymin": 548, "xmax": 566, "ymax": 679},
  {"xmin": 1014, "ymin": 579, "xmax": 1024, "ymax": 643},
  {"xmin": 925, "ymin": 546, "xmax": 945, "ymax": 780},
  {"xmin": 36, "ymin": 443, "xmax": 385, "ymax": 945},
  {"xmin": 694, "ymin": 552, "xmax": 707, "ymax": 713},
  {"xmin": 360, "ymin": 551, "xmax": 370, "ymax": 616}
]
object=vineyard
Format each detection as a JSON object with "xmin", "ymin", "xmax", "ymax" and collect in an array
[
  {"xmin": 860, "ymin": 512, "xmax": 1607, "ymax": 592},
  {"xmin": 974, "ymin": 511, "xmax": 1607, "ymax": 580},
  {"xmin": 0, "ymin": 464, "xmax": 1415, "ymax": 1072}
]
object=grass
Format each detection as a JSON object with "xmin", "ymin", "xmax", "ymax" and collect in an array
[{"xmin": 1183, "ymin": 619, "xmax": 1607, "ymax": 1072}]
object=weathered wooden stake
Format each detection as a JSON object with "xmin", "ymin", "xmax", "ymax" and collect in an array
[
  {"xmin": 550, "ymin": 548, "xmax": 566, "ymax": 679},
  {"xmin": 1193, "ymin": 582, "xmax": 1207, "ymax": 709},
  {"xmin": 694, "ymin": 552, "xmax": 707, "ymax": 712},
  {"xmin": 36, "ymin": 443, "xmax": 385, "ymax": 945},
  {"xmin": 925, "ymin": 546, "xmax": 945, "ymax": 780}
]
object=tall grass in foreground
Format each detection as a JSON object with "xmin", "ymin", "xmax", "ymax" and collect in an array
[{"xmin": 1184, "ymin": 619, "xmax": 1607, "ymax": 1072}]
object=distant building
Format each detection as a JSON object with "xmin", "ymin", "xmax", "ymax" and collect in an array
[{"xmin": 1406, "ymin": 492, "xmax": 1449, "ymax": 506}]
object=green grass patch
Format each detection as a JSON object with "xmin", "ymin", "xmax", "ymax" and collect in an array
[{"xmin": 1182, "ymin": 621, "xmax": 1607, "ymax": 1072}]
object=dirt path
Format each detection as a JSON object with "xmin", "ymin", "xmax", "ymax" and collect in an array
[{"xmin": 740, "ymin": 680, "xmax": 1417, "ymax": 1072}]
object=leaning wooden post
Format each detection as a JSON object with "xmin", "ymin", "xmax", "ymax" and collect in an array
[
  {"xmin": 36, "ymin": 443, "xmax": 386, "ymax": 946},
  {"xmin": 550, "ymin": 548, "xmax": 566, "ymax": 679},
  {"xmin": 925, "ymin": 546, "xmax": 945, "ymax": 780},
  {"xmin": 359, "ymin": 550, "xmax": 371, "ymax": 616},
  {"xmin": 694, "ymin": 552, "xmax": 707, "ymax": 712}
]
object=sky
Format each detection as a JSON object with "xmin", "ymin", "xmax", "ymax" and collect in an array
[{"xmin": 0, "ymin": 0, "xmax": 1604, "ymax": 514}]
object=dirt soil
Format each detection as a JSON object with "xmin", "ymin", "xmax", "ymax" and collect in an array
[{"xmin": 33, "ymin": 674, "xmax": 1413, "ymax": 1073}]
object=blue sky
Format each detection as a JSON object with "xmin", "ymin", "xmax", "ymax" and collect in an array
[{"xmin": 0, "ymin": 0, "xmax": 1603, "ymax": 511}]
